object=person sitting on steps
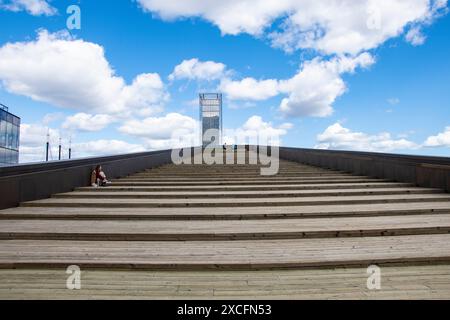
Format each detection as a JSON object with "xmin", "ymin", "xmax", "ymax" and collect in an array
[{"xmin": 91, "ymin": 165, "xmax": 110, "ymax": 187}]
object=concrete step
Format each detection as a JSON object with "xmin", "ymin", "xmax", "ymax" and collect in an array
[
  {"xmin": 52, "ymin": 188, "xmax": 443, "ymax": 200},
  {"xmin": 1, "ymin": 234, "xmax": 450, "ymax": 270}
]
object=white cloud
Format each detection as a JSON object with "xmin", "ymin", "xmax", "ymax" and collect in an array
[
  {"xmin": 1, "ymin": 0, "xmax": 57, "ymax": 16},
  {"xmin": 184, "ymin": 98, "xmax": 200, "ymax": 107},
  {"xmin": 169, "ymin": 58, "xmax": 226, "ymax": 81},
  {"xmin": 19, "ymin": 123, "xmax": 147, "ymax": 163},
  {"xmin": 20, "ymin": 139, "xmax": 146, "ymax": 163},
  {"xmin": 221, "ymin": 53, "xmax": 374, "ymax": 117},
  {"xmin": 119, "ymin": 113, "xmax": 198, "ymax": 139},
  {"xmin": 404, "ymin": 1, "xmax": 448, "ymax": 45},
  {"xmin": 20, "ymin": 123, "xmax": 58, "ymax": 149},
  {"xmin": 119, "ymin": 113, "xmax": 200, "ymax": 149},
  {"xmin": 19, "ymin": 145, "xmax": 49, "ymax": 163},
  {"xmin": 240, "ymin": 115, "xmax": 293, "ymax": 136},
  {"xmin": 315, "ymin": 123, "xmax": 419, "ymax": 152},
  {"xmin": 270, "ymin": 0, "xmax": 436, "ymax": 55},
  {"xmin": 137, "ymin": 0, "xmax": 447, "ymax": 55},
  {"xmin": 0, "ymin": 30, "xmax": 168, "ymax": 116},
  {"xmin": 120, "ymin": 73, "xmax": 167, "ymax": 114},
  {"xmin": 62, "ymin": 113, "xmax": 115, "ymax": 132},
  {"xmin": 42, "ymin": 112, "xmax": 64, "ymax": 125},
  {"xmin": 19, "ymin": 123, "xmax": 63, "ymax": 163},
  {"xmin": 224, "ymin": 116, "xmax": 293, "ymax": 146},
  {"xmin": 73, "ymin": 140, "xmax": 146, "ymax": 158},
  {"xmin": 424, "ymin": 126, "xmax": 450, "ymax": 147},
  {"xmin": 388, "ymin": 98, "xmax": 400, "ymax": 105},
  {"xmin": 118, "ymin": 113, "xmax": 292, "ymax": 149},
  {"xmin": 405, "ymin": 27, "xmax": 427, "ymax": 46},
  {"xmin": 279, "ymin": 53, "xmax": 375, "ymax": 117},
  {"xmin": 137, "ymin": 0, "xmax": 288, "ymax": 36},
  {"xmin": 228, "ymin": 101, "xmax": 257, "ymax": 109},
  {"xmin": 137, "ymin": 1, "xmax": 446, "ymax": 119},
  {"xmin": 220, "ymin": 77, "xmax": 279, "ymax": 101}
]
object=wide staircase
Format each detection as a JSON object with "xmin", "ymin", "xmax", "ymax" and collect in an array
[{"xmin": 1, "ymin": 151, "xmax": 450, "ymax": 299}]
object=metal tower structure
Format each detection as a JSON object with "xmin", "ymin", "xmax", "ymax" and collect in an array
[{"xmin": 199, "ymin": 93, "xmax": 223, "ymax": 148}]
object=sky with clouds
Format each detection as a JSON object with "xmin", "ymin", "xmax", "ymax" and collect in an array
[{"xmin": 0, "ymin": 0, "xmax": 449, "ymax": 163}]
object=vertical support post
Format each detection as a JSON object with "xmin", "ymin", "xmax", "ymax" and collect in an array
[
  {"xmin": 199, "ymin": 94, "xmax": 203, "ymax": 148},
  {"xmin": 46, "ymin": 130, "xmax": 50, "ymax": 162},
  {"xmin": 220, "ymin": 93, "xmax": 223, "ymax": 146},
  {"xmin": 68, "ymin": 136, "xmax": 72, "ymax": 160},
  {"xmin": 58, "ymin": 137, "xmax": 62, "ymax": 161},
  {"xmin": 46, "ymin": 142, "xmax": 49, "ymax": 162}
]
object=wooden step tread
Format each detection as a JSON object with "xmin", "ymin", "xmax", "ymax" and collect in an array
[
  {"xmin": 1, "ymin": 234, "xmax": 450, "ymax": 269},
  {"xmin": 22, "ymin": 194, "xmax": 450, "ymax": 208},
  {"xmin": 76, "ymin": 182, "xmax": 414, "ymax": 192},
  {"xmin": 1, "ymin": 214, "xmax": 450, "ymax": 241},
  {"xmin": 117, "ymin": 175, "xmax": 361, "ymax": 181},
  {"xmin": 3, "ymin": 202, "xmax": 450, "ymax": 220},
  {"xmin": 131, "ymin": 173, "xmax": 347, "ymax": 178},
  {"xmin": 1, "ymin": 265, "xmax": 450, "ymax": 299},
  {"xmin": 4, "ymin": 156, "xmax": 450, "ymax": 278},
  {"xmin": 54, "ymin": 187, "xmax": 441, "ymax": 199},
  {"xmin": 110, "ymin": 178, "xmax": 392, "ymax": 186},
  {"xmin": 135, "ymin": 169, "xmax": 338, "ymax": 172}
]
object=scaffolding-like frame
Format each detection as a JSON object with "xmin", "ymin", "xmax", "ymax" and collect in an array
[{"xmin": 199, "ymin": 93, "xmax": 223, "ymax": 147}]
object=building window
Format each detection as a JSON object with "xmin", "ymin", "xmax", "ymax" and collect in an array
[
  {"xmin": 0, "ymin": 119, "xmax": 6, "ymax": 147},
  {"xmin": 0, "ymin": 106, "xmax": 21, "ymax": 166}
]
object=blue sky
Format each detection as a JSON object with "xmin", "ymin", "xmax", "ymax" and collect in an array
[{"xmin": 0, "ymin": 0, "xmax": 449, "ymax": 162}]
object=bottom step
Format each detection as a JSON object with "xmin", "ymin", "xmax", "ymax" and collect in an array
[
  {"xmin": 2, "ymin": 265, "xmax": 450, "ymax": 299},
  {"xmin": 1, "ymin": 234, "xmax": 450, "ymax": 270}
]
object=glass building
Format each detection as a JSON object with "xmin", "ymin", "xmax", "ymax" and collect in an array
[
  {"xmin": 199, "ymin": 93, "xmax": 223, "ymax": 148},
  {"xmin": 0, "ymin": 104, "xmax": 20, "ymax": 166}
]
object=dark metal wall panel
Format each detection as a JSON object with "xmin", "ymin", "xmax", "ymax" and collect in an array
[
  {"xmin": 0, "ymin": 149, "xmax": 174, "ymax": 210},
  {"xmin": 279, "ymin": 147, "xmax": 450, "ymax": 192}
]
